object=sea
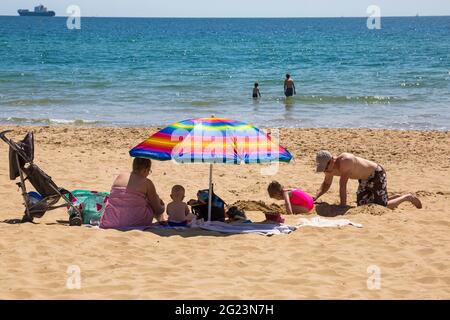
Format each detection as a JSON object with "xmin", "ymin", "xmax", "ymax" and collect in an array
[{"xmin": 0, "ymin": 16, "xmax": 449, "ymax": 130}]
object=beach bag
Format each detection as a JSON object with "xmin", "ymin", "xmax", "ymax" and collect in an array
[
  {"xmin": 66, "ymin": 190, "xmax": 109, "ymax": 224},
  {"xmin": 191, "ymin": 189, "xmax": 226, "ymax": 222}
]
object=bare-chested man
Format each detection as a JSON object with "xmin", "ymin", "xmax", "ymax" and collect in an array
[
  {"xmin": 314, "ymin": 150, "xmax": 422, "ymax": 209},
  {"xmin": 284, "ymin": 74, "xmax": 296, "ymax": 97}
]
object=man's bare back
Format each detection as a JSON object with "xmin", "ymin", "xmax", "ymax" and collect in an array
[
  {"xmin": 284, "ymin": 78, "xmax": 295, "ymax": 89},
  {"xmin": 326, "ymin": 153, "xmax": 378, "ymax": 180}
]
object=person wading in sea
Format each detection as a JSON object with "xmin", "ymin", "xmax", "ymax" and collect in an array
[{"xmin": 284, "ymin": 74, "xmax": 296, "ymax": 97}]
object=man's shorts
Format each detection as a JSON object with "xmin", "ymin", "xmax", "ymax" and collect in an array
[
  {"xmin": 285, "ymin": 87, "xmax": 294, "ymax": 97},
  {"xmin": 357, "ymin": 165, "xmax": 388, "ymax": 207}
]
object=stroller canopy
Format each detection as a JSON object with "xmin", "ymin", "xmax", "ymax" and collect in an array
[{"xmin": 9, "ymin": 131, "xmax": 34, "ymax": 180}]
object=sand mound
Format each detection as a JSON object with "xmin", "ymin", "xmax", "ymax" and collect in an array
[
  {"xmin": 229, "ymin": 200, "xmax": 286, "ymax": 214},
  {"xmin": 347, "ymin": 204, "xmax": 391, "ymax": 216}
]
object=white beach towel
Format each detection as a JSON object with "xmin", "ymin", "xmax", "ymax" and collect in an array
[
  {"xmin": 296, "ymin": 216, "xmax": 363, "ymax": 228},
  {"xmin": 191, "ymin": 219, "xmax": 296, "ymax": 236}
]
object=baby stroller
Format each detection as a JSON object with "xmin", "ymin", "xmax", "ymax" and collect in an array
[{"xmin": 0, "ymin": 130, "xmax": 82, "ymax": 225}]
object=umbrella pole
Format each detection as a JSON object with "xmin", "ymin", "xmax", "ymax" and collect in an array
[{"xmin": 208, "ymin": 163, "xmax": 213, "ymax": 222}]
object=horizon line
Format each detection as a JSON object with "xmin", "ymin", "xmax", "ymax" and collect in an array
[{"xmin": 2, "ymin": 14, "xmax": 450, "ymax": 19}]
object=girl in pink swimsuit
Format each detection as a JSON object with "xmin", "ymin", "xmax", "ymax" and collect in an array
[{"xmin": 267, "ymin": 181, "xmax": 314, "ymax": 216}]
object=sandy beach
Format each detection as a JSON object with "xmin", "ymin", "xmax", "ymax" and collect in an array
[{"xmin": 0, "ymin": 125, "xmax": 449, "ymax": 299}]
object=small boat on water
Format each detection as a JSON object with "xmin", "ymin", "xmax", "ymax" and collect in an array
[{"xmin": 18, "ymin": 4, "xmax": 55, "ymax": 17}]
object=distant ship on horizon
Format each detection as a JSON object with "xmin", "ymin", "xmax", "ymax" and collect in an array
[{"xmin": 18, "ymin": 4, "xmax": 55, "ymax": 17}]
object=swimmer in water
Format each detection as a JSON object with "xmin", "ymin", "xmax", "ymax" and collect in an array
[
  {"xmin": 252, "ymin": 82, "xmax": 261, "ymax": 99},
  {"xmin": 284, "ymin": 74, "xmax": 296, "ymax": 97}
]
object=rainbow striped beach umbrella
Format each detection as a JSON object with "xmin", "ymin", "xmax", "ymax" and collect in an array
[{"xmin": 130, "ymin": 117, "xmax": 293, "ymax": 221}]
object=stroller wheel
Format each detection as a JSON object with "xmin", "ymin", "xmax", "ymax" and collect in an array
[
  {"xmin": 69, "ymin": 215, "xmax": 82, "ymax": 226},
  {"xmin": 21, "ymin": 214, "xmax": 34, "ymax": 223}
]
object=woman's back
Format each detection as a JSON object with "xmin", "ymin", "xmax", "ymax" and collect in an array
[{"xmin": 113, "ymin": 172, "xmax": 148, "ymax": 195}]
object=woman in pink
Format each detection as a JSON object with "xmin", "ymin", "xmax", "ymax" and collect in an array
[
  {"xmin": 268, "ymin": 181, "xmax": 314, "ymax": 215},
  {"xmin": 100, "ymin": 158, "xmax": 165, "ymax": 229}
]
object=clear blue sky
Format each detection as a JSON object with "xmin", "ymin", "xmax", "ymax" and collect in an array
[{"xmin": 3, "ymin": 0, "xmax": 450, "ymax": 17}]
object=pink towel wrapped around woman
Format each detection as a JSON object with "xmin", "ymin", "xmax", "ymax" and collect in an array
[{"xmin": 100, "ymin": 187, "xmax": 154, "ymax": 229}]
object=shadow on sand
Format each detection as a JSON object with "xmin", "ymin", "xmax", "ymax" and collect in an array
[
  {"xmin": 1, "ymin": 219, "xmax": 238, "ymax": 237},
  {"xmin": 135, "ymin": 227, "xmax": 236, "ymax": 238},
  {"xmin": 314, "ymin": 202, "xmax": 353, "ymax": 217}
]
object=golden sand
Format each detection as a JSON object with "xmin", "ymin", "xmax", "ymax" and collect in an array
[{"xmin": 0, "ymin": 126, "xmax": 449, "ymax": 299}]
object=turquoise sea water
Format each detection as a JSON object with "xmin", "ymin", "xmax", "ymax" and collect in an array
[{"xmin": 0, "ymin": 16, "xmax": 449, "ymax": 129}]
